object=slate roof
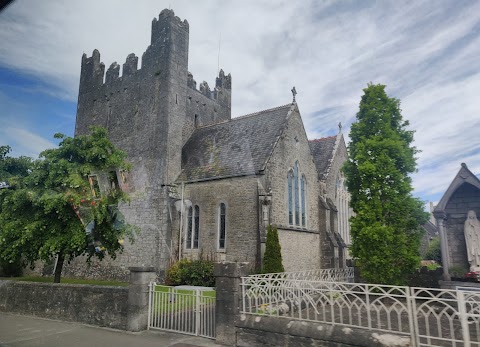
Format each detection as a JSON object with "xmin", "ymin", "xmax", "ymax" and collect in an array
[
  {"xmin": 309, "ymin": 136, "xmax": 337, "ymax": 179},
  {"xmin": 179, "ymin": 104, "xmax": 293, "ymax": 181}
]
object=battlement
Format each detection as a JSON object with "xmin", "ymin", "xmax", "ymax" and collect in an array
[
  {"xmin": 151, "ymin": 9, "xmax": 189, "ymax": 45},
  {"xmin": 79, "ymin": 9, "xmax": 190, "ymax": 94},
  {"xmin": 187, "ymin": 69, "xmax": 232, "ymax": 102}
]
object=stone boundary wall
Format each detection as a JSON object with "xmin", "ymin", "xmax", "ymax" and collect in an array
[
  {"xmin": 0, "ymin": 266, "xmax": 156, "ymax": 332},
  {"xmin": 0, "ymin": 280, "xmax": 128, "ymax": 329},
  {"xmin": 236, "ymin": 315, "xmax": 410, "ymax": 347}
]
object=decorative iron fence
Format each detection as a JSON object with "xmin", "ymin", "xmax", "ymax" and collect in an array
[
  {"xmin": 241, "ymin": 276, "xmax": 480, "ymax": 347},
  {"xmin": 246, "ymin": 267, "xmax": 354, "ymax": 282},
  {"xmin": 148, "ymin": 284, "xmax": 216, "ymax": 339}
]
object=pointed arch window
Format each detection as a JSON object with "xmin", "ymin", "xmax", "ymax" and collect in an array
[
  {"xmin": 287, "ymin": 161, "xmax": 307, "ymax": 227},
  {"xmin": 294, "ymin": 162, "xmax": 300, "ymax": 225},
  {"xmin": 288, "ymin": 171, "xmax": 293, "ymax": 225},
  {"xmin": 301, "ymin": 175, "xmax": 306, "ymax": 226},
  {"xmin": 186, "ymin": 205, "xmax": 200, "ymax": 249}
]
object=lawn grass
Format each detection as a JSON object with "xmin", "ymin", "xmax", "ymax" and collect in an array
[
  {"xmin": 152, "ymin": 285, "xmax": 216, "ymax": 314},
  {"xmin": 0, "ymin": 276, "xmax": 128, "ymax": 287}
]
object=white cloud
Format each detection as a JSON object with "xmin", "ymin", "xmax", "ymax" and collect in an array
[
  {"xmin": 0, "ymin": 127, "xmax": 56, "ymax": 159},
  {"xmin": 0, "ymin": 0, "xmax": 479, "ymax": 202}
]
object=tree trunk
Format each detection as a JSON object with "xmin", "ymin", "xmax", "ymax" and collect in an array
[{"xmin": 54, "ymin": 251, "xmax": 65, "ymax": 283}]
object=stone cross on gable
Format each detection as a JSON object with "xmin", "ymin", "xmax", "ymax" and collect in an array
[
  {"xmin": 291, "ymin": 86, "xmax": 297, "ymax": 102},
  {"xmin": 338, "ymin": 122, "xmax": 342, "ymax": 133}
]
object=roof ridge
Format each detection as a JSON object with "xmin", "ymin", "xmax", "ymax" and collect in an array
[
  {"xmin": 232, "ymin": 103, "xmax": 293, "ymax": 121},
  {"xmin": 309, "ymin": 135, "xmax": 336, "ymax": 143},
  {"xmin": 193, "ymin": 103, "xmax": 293, "ymax": 131}
]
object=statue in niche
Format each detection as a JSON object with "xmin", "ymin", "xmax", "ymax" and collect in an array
[{"xmin": 464, "ymin": 210, "xmax": 480, "ymax": 271}]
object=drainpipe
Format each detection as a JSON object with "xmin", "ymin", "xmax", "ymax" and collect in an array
[{"xmin": 178, "ymin": 182, "xmax": 184, "ymax": 260}]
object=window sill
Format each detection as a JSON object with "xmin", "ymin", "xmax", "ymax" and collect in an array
[{"xmin": 277, "ymin": 225, "xmax": 318, "ymax": 234}]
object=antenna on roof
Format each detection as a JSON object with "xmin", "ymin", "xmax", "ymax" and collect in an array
[
  {"xmin": 217, "ymin": 32, "xmax": 222, "ymax": 75},
  {"xmin": 291, "ymin": 86, "xmax": 297, "ymax": 103}
]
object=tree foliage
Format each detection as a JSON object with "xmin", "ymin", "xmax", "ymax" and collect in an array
[
  {"xmin": 0, "ymin": 128, "xmax": 137, "ymax": 282},
  {"xmin": 424, "ymin": 237, "xmax": 442, "ymax": 264},
  {"xmin": 343, "ymin": 84, "xmax": 428, "ymax": 285},
  {"xmin": 262, "ymin": 224, "xmax": 285, "ymax": 273}
]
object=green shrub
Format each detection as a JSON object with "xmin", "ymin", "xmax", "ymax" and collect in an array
[
  {"xmin": 425, "ymin": 237, "xmax": 441, "ymax": 264},
  {"xmin": 166, "ymin": 258, "xmax": 215, "ymax": 287},
  {"xmin": 0, "ymin": 258, "xmax": 23, "ymax": 277},
  {"xmin": 262, "ymin": 224, "xmax": 284, "ymax": 273}
]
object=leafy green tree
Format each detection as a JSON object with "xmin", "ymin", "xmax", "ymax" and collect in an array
[
  {"xmin": 343, "ymin": 84, "xmax": 428, "ymax": 285},
  {"xmin": 0, "ymin": 146, "xmax": 33, "ymax": 276},
  {"xmin": 262, "ymin": 225, "xmax": 285, "ymax": 273},
  {"xmin": 0, "ymin": 128, "xmax": 136, "ymax": 282},
  {"xmin": 424, "ymin": 237, "xmax": 442, "ymax": 264}
]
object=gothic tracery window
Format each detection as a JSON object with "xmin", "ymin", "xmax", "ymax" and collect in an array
[
  {"xmin": 336, "ymin": 175, "xmax": 351, "ymax": 245},
  {"xmin": 288, "ymin": 161, "xmax": 306, "ymax": 227},
  {"xmin": 288, "ymin": 171, "xmax": 293, "ymax": 225},
  {"xmin": 301, "ymin": 175, "xmax": 306, "ymax": 226}
]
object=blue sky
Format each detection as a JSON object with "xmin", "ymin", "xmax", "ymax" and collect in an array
[{"xmin": 0, "ymin": 0, "xmax": 479, "ymax": 206}]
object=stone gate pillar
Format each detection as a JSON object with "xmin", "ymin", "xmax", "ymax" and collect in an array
[
  {"xmin": 127, "ymin": 266, "xmax": 157, "ymax": 331},
  {"xmin": 214, "ymin": 261, "xmax": 249, "ymax": 346}
]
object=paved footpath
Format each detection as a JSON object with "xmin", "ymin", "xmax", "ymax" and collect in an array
[{"xmin": 0, "ymin": 313, "xmax": 219, "ymax": 347}]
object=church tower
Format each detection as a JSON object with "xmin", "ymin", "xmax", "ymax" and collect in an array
[
  {"xmin": 74, "ymin": 10, "xmax": 190, "ymax": 277},
  {"xmin": 73, "ymin": 9, "xmax": 232, "ymax": 279}
]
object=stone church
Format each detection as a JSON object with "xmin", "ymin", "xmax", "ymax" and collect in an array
[{"xmin": 72, "ymin": 9, "xmax": 351, "ymax": 280}]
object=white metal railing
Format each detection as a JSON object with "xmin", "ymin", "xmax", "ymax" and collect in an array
[
  {"xmin": 247, "ymin": 267, "xmax": 354, "ymax": 282},
  {"xmin": 241, "ymin": 277, "xmax": 480, "ymax": 347},
  {"xmin": 148, "ymin": 283, "xmax": 216, "ymax": 339}
]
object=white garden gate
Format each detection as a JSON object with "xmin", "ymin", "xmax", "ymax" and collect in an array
[{"xmin": 147, "ymin": 283, "xmax": 216, "ymax": 339}]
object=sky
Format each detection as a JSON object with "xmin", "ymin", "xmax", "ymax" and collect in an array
[{"xmin": 0, "ymin": 0, "xmax": 479, "ymax": 205}]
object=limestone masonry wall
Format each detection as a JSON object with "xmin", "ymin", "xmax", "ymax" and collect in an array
[
  {"xmin": 0, "ymin": 280, "xmax": 128, "ymax": 329},
  {"xmin": 180, "ymin": 176, "xmax": 259, "ymax": 266},
  {"xmin": 278, "ymin": 229, "xmax": 320, "ymax": 271},
  {"xmin": 264, "ymin": 105, "xmax": 323, "ymax": 270}
]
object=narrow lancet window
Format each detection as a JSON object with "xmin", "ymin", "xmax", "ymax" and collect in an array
[
  {"xmin": 194, "ymin": 205, "xmax": 199, "ymax": 248},
  {"xmin": 301, "ymin": 175, "xmax": 306, "ymax": 227},
  {"xmin": 219, "ymin": 203, "xmax": 226, "ymax": 250},
  {"xmin": 288, "ymin": 171, "xmax": 293, "ymax": 225},
  {"xmin": 187, "ymin": 206, "xmax": 193, "ymax": 249},
  {"xmin": 294, "ymin": 162, "xmax": 300, "ymax": 226}
]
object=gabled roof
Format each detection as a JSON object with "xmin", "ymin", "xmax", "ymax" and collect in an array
[
  {"xmin": 434, "ymin": 163, "xmax": 480, "ymax": 212},
  {"xmin": 422, "ymin": 221, "xmax": 438, "ymax": 238},
  {"xmin": 309, "ymin": 135, "xmax": 337, "ymax": 180},
  {"xmin": 178, "ymin": 104, "xmax": 293, "ymax": 181}
]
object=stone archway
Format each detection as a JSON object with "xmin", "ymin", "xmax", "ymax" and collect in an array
[{"xmin": 434, "ymin": 164, "xmax": 480, "ymax": 280}]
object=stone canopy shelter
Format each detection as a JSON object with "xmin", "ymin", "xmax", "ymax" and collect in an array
[
  {"xmin": 433, "ymin": 163, "xmax": 480, "ymax": 280},
  {"xmin": 70, "ymin": 9, "xmax": 352, "ymax": 280}
]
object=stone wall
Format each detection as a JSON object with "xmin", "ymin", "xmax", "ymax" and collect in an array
[
  {"xmin": 236, "ymin": 315, "xmax": 409, "ymax": 347},
  {"xmin": 277, "ymin": 229, "xmax": 320, "ymax": 271},
  {"xmin": 264, "ymin": 106, "xmax": 323, "ymax": 270},
  {"xmin": 444, "ymin": 183, "xmax": 480, "ymax": 270},
  {"xmin": 0, "ymin": 281, "xmax": 128, "ymax": 329},
  {"xmin": 180, "ymin": 176, "xmax": 259, "ymax": 266},
  {"xmin": 265, "ymin": 105, "xmax": 321, "ymax": 232}
]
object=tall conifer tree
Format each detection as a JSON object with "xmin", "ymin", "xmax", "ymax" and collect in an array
[
  {"xmin": 262, "ymin": 225, "xmax": 284, "ymax": 273},
  {"xmin": 343, "ymin": 84, "xmax": 428, "ymax": 285}
]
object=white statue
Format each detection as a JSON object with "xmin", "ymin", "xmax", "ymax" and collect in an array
[{"xmin": 464, "ymin": 210, "xmax": 480, "ymax": 271}]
